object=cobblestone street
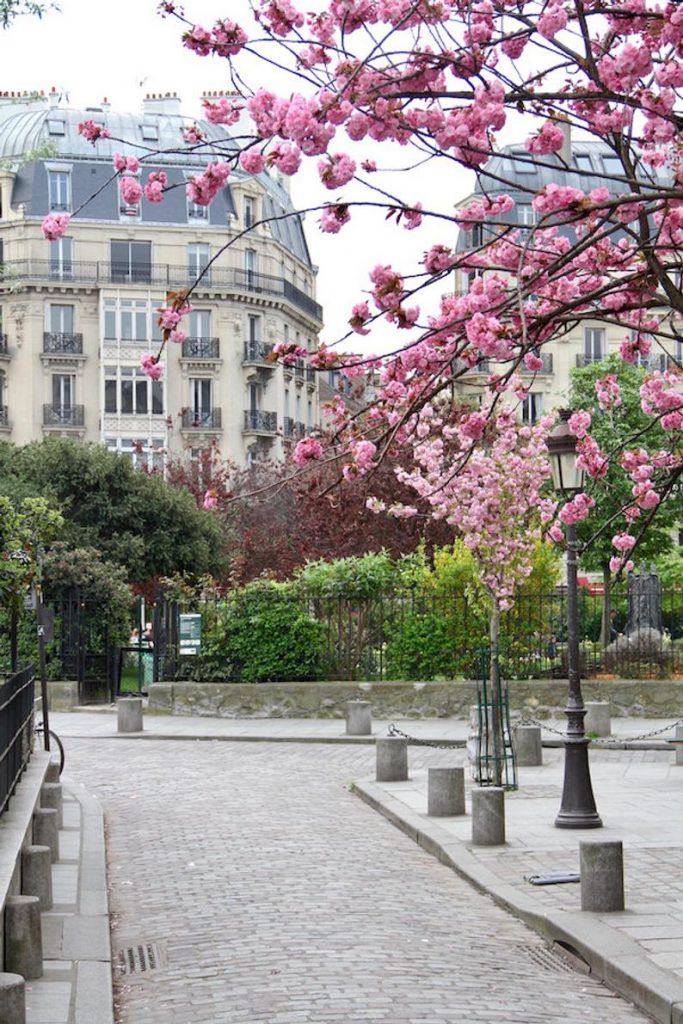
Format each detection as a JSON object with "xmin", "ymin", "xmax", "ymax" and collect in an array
[{"xmin": 65, "ymin": 738, "xmax": 650, "ymax": 1024}]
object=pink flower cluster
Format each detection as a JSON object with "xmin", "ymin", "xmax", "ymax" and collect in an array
[
  {"xmin": 77, "ymin": 120, "xmax": 110, "ymax": 144},
  {"xmin": 272, "ymin": 341, "xmax": 308, "ymax": 366},
  {"xmin": 423, "ymin": 245, "xmax": 455, "ymax": 275},
  {"xmin": 202, "ymin": 490, "xmax": 219, "ymax": 511},
  {"xmin": 140, "ymin": 352, "xmax": 164, "ymax": 380},
  {"xmin": 143, "ymin": 171, "xmax": 168, "ymax": 204},
  {"xmin": 113, "ymin": 153, "xmax": 140, "ymax": 173},
  {"xmin": 292, "ymin": 436, "xmax": 324, "ymax": 466},
  {"xmin": 120, "ymin": 176, "xmax": 143, "ymax": 206},
  {"xmin": 318, "ymin": 152, "xmax": 356, "ymax": 189},
  {"xmin": 157, "ymin": 302, "xmax": 192, "ymax": 333},
  {"xmin": 457, "ymin": 194, "xmax": 514, "ymax": 226},
  {"xmin": 187, "ymin": 162, "xmax": 230, "ymax": 206},
  {"xmin": 259, "ymin": 0, "xmax": 304, "ymax": 36},
  {"xmin": 320, "ymin": 204, "xmax": 351, "ymax": 233},
  {"xmin": 183, "ymin": 19, "xmax": 248, "ymax": 57},
  {"xmin": 576, "ymin": 435, "xmax": 608, "ymax": 479},
  {"xmin": 595, "ymin": 375, "xmax": 622, "ymax": 411},
  {"xmin": 41, "ymin": 213, "xmax": 70, "ymax": 241},
  {"xmin": 538, "ymin": 0, "xmax": 567, "ymax": 39},
  {"xmin": 525, "ymin": 120, "xmax": 565, "ymax": 155},
  {"xmin": 183, "ymin": 125, "xmax": 205, "ymax": 144},
  {"xmin": 640, "ymin": 372, "xmax": 683, "ymax": 431},
  {"xmin": 533, "ymin": 184, "xmax": 585, "ymax": 216},
  {"xmin": 343, "ymin": 440, "xmax": 377, "ymax": 478},
  {"xmin": 202, "ymin": 96, "xmax": 243, "ymax": 126},
  {"xmin": 558, "ymin": 492, "xmax": 595, "ymax": 525}
]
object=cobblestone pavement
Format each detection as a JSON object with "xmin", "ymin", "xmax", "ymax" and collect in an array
[{"xmin": 64, "ymin": 738, "xmax": 651, "ymax": 1024}]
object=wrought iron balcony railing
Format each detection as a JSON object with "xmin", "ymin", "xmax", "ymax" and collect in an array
[
  {"xmin": 283, "ymin": 416, "xmax": 296, "ymax": 437},
  {"xmin": 243, "ymin": 341, "xmax": 274, "ymax": 363},
  {"xmin": 0, "ymin": 261, "xmax": 323, "ymax": 322},
  {"xmin": 243, "ymin": 410, "xmax": 277, "ymax": 433},
  {"xmin": 43, "ymin": 332, "xmax": 83, "ymax": 354},
  {"xmin": 181, "ymin": 408, "xmax": 222, "ymax": 430},
  {"xmin": 181, "ymin": 337, "xmax": 220, "ymax": 359},
  {"xmin": 0, "ymin": 405, "xmax": 8, "ymax": 426},
  {"xmin": 0, "ymin": 334, "xmax": 7, "ymax": 355},
  {"xmin": 295, "ymin": 421, "xmax": 307, "ymax": 439},
  {"xmin": 43, "ymin": 404, "xmax": 84, "ymax": 427}
]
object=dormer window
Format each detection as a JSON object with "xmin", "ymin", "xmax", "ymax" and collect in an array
[
  {"xmin": 47, "ymin": 119, "xmax": 65, "ymax": 136},
  {"xmin": 141, "ymin": 124, "xmax": 158, "ymax": 141},
  {"xmin": 574, "ymin": 153, "xmax": 593, "ymax": 172}
]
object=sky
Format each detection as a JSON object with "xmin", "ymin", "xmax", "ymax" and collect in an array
[{"xmin": 0, "ymin": 0, "xmax": 531, "ymax": 350}]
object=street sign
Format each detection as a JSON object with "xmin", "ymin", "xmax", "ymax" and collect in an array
[{"xmin": 179, "ymin": 613, "xmax": 202, "ymax": 656}]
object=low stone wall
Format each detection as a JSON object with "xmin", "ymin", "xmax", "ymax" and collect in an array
[{"xmin": 148, "ymin": 678, "xmax": 683, "ymax": 720}]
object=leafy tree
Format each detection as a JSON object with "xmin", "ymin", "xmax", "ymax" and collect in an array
[
  {"xmin": 569, "ymin": 356, "xmax": 683, "ymax": 644},
  {"xmin": 42, "ymin": 543, "xmax": 132, "ymax": 647},
  {"xmin": 0, "ymin": 0, "xmax": 56, "ymax": 28},
  {"xmin": 0, "ymin": 439, "xmax": 228, "ymax": 586}
]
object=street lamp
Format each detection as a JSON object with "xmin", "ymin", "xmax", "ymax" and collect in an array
[{"xmin": 547, "ymin": 410, "xmax": 602, "ymax": 829}]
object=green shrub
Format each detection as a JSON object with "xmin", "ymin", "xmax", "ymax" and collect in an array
[{"xmin": 203, "ymin": 582, "xmax": 325, "ymax": 682}]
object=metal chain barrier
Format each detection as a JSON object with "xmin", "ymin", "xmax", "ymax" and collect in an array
[
  {"xmin": 517, "ymin": 710, "xmax": 683, "ymax": 746},
  {"xmin": 387, "ymin": 723, "xmax": 462, "ymax": 750}
]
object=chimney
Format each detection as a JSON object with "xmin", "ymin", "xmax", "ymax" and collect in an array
[
  {"xmin": 555, "ymin": 113, "xmax": 571, "ymax": 165},
  {"xmin": 48, "ymin": 86, "xmax": 60, "ymax": 108},
  {"xmin": 101, "ymin": 97, "xmax": 111, "ymax": 112},
  {"xmin": 200, "ymin": 89, "xmax": 253, "ymax": 138},
  {"xmin": 142, "ymin": 92, "xmax": 182, "ymax": 117}
]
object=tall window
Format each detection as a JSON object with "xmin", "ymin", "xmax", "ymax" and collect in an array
[
  {"xmin": 104, "ymin": 298, "xmax": 160, "ymax": 342},
  {"xmin": 105, "ymin": 437, "xmax": 165, "ymax": 472},
  {"xmin": 521, "ymin": 392, "xmax": 542, "ymax": 425},
  {"xmin": 110, "ymin": 240, "xmax": 152, "ymax": 284},
  {"xmin": 105, "ymin": 366, "xmax": 163, "ymax": 415},
  {"xmin": 248, "ymin": 315, "xmax": 261, "ymax": 344},
  {"xmin": 190, "ymin": 378, "xmax": 213, "ymax": 421},
  {"xmin": 52, "ymin": 373, "xmax": 75, "ymax": 412},
  {"xmin": 245, "ymin": 248, "xmax": 257, "ymax": 288},
  {"xmin": 584, "ymin": 328, "xmax": 605, "ymax": 363},
  {"xmin": 49, "ymin": 304, "xmax": 74, "ymax": 335},
  {"xmin": 187, "ymin": 310, "xmax": 211, "ymax": 340},
  {"xmin": 49, "ymin": 237, "xmax": 73, "ymax": 280},
  {"xmin": 188, "ymin": 243, "xmax": 210, "ymax": 283},
  {"xmin": 48, "ymin": 170, "xmax": 71, "ymax": 212},
  {"xmin": 244, "ymin": 196, "xmax": 255, "ymax": 229}
]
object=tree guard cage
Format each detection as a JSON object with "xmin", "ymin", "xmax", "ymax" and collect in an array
[{"xmin": 473, "ymin": 648, "xmax": 517, "ymax": 791}]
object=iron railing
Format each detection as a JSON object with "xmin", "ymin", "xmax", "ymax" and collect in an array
[
  {"xmin": 43, "ymin": 332, "xmax": 83, "ymax": 354},
  {"xmin": 181, "ymin": 408, "xmax": 222, "ymax": 429},
  {"xmin": 0, "ymin": 261, "xmax": 323, "ymax": 321},
  {"xmin": 243, "ymin": 410, "xmax": 277, "ymax": 433},
  {"xmin": 0, "ymin": 333, "xmax": 8, "ymax": 355},
  {"xmin": 243, "ymin": 341, "xmax": 274, "ymax": 363},
  {"xmin": 283, "ymin": 416, "xmax": 296, "ymax": 437},
  {"xmin": 0, "ymin": 405, "xmax": 8, "ymax": 426},
  {"xmin": 43, "ymin": 404, "xmax": 84, "ymax": 427},
  {"xmin": 0, "ymin": 666, "xmax": 35, "ymax": 818},
  {"xmin": 181, "ymin": 337, "xmax": 220, "ymax": 359}
]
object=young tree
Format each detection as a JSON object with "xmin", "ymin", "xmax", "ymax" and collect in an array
[
  {"xmin": 57, "ymin": 1, "xmax": 683, "ymax": 572},
  {"xmin": 569, "ymin": 356, "xmax": 683, "ymax": 644}
]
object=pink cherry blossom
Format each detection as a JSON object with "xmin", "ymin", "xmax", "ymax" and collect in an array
[
  {"xmin": 292, "ymin": 436, "xmax": 324, "ymax": 465},
  {"xmin": 41, "ymin": 213, "xmax": 70, "ymax": 241},
  {"xmin": 202, "ymin": 491, "xmax": 219, "ymax": 510},
  {"xmin": 120, "ymin": 176, "xmax": 143, "ymax": 206},
  {"xmin": 78, "ymin": 119, "xmax": 110, "ymax": 144},
  {"xmin": 140, "ymin": 353, "xmax": 164, "ymax": 380}
]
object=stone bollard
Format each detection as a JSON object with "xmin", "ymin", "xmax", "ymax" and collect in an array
[
  {"xmin": 346, "ymin": 700, "xmax": 372, "ymax": 736},
  {"xmin": 45, "ymin": 761, "xmax": 61, "ymax": 784},
  {"xmin": 514, "ymin": 725, "xmax": 543, "ymax": 767},
  {"xmin": 584, "ymin": 701, "xmax": 611, "ymax": 737},
  {"xmin": 4, "ymin": 896, "xmax": 42, "ymax": 980},
  {"xmin": 376, "ymin": 737, "xmax": 408, "ymax": 782},
  {"xmin": 40, "ymin": 783, "xmax": 63, "ymax": 830},
  {"xmin": 0, "ymin": 973, "xmax": 26, "ymax": 1024},
  {"xmin": 675, "ymin": 724, "xmax": 683, "ymax": 767},
  {"xmin": 117, "ymin": 696, "xmax": 143, "ymax": 733},
  {"xmin": 471, "ymin": 787, "xmax": 505, "ymax": 846},
  {"xmin": 580, "ymin": 840, "xmax": 624, "ymax": 912},
  {"xmin": 33, "ymin": 808, "xmax": 59, "ymax": 863},
  {"xmin": 21, "ymin": 846, "xmax": 52, "ymax": 912},
  {"xmin": 428, "ymin": 767, "xmax": 465, "ymax": 817}
]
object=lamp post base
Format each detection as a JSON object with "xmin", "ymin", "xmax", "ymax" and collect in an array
[{"xmin": 554, "ymin": 738, "xmax": 603, "ymax": 829}]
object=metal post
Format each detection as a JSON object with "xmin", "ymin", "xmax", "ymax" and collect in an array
[
  {"xmin": 555, "ymin": 521, "xmax": 602, "ymax": 829},
  {"xmin": 36, "ymin": 599, "xmax": 50, "ymax": 753}
]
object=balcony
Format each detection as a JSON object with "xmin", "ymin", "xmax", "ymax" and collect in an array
[
  {"xmin": 43, "ymin": 404, "xmax": 84, "ymax": 427},
  {"xmin": 0, "ymin": 405, "xmax": 8, "ymax": 428},
  {"xmin": 181, "ymin": 409, "xmax": 222, "ymax": 430},
  {"xmin": 520, "ymin": 353, "xmax": 553, "ymax": 373},
  {"xmin": 243, "ymin": 410, "xmax": 277, "ymax": 434},
  {"xmin": 295, "ymin": 422, "xmax": 307, "ymax": 439},
  {"xmin": 0, "ymin": 334, "xmax": 8, "ymax": 357},
  {"xmin": 0, "ymin": 261, "xmax": 324, "ymax": 323},
  {"xmin": 181, "ymin": 337, "xmax": 220, "ymax": 359},
  {"xmin": 576, "ymin": 354, "xmax": 604, "ymax": 367},
  {"xmin": 43, "ymin": 332, "xmax": 83, "ymax": 354},
  {"xmin": 283, "ymin": 416, "xmax": 296, "ymax": 438},
  {"xmin": 639, "ymin": 354, "xmax": 668, "ymax": 373},
  {"xmin": 243, "ymin": 340, "xmax": 274, "ymax": 364}
]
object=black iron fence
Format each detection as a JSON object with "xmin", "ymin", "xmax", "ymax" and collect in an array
[
  {"xmin": 154, "ymin": 586, "xmax": 683, "ymax": 683},
  {"xmin": 0, "ymin": 666, "xmax": 35, "ymax": 817}
]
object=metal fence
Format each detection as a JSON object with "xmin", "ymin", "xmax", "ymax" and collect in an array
[
  {"xmin": 0, "ymin": 666, "xmax": 35, "ymax": 817},
  {"xmin": 157, "ymin": 586, "xmax": 683, "ymax": 683}
]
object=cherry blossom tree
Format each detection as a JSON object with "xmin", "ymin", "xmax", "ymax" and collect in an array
[{"xmin": 50, "ymin": 0, "xmax": 683, "ymax": 581}]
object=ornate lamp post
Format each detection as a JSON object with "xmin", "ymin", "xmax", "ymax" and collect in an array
[{"xmin": 548, "ymin": 411, "xmax": 602, "ymax": 829}]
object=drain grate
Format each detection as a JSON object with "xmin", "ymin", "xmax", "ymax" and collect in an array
[
  {"xmin": 118, "ymin": 942, "xmax": 163, "ymax": 976},
  {"xmin": 523, "ymin": 944, "xmax": 577, "ymax": 974}
]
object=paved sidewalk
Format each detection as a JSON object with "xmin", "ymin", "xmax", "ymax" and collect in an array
[
  {"xmin": 27, "ymin": 772, "xmax": 112, "ymax": 1024},
  {"xmin": 47, "ymin": 708, "xmax": 683, "ymax": 1023}
]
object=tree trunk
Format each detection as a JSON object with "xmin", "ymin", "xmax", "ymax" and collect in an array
[
  {"xmin": 600, "ymin": 565, "xmax": 612, "ymax": 649},
  {"xmin": 489, "ymin": 606, "xmax": 503, "ymax": 787}
]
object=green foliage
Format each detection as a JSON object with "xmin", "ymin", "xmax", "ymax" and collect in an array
[
  {"xmin": 296, "ymin": 551, "xmax": 398, "ymax": 601},
  {"xmin": 654, "ymin": 549, "xmax": 683, "ymax": 591},
  {"xmin": 0, "ymin": 495, "xmax": 63, "ymax": 605},
  {"xmin": 0, "ymin": 439, "xmax": 228, "ymax": 584},
  {"xmin": 0, "ymin": 0, "xmax": 57, "ymax": 28},
  {"xmin": 42, "ymin": 543, "xmax": 132, "ymax": 647},
  {"xmin": 201, "ymin": 581, "xmax": 325, "ymax": 682},
  {"xmin": 569, "ymin": 356, "xmax": 682, "ymax": 573}
]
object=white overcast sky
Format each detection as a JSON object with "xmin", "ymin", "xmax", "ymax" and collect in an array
[{"xmin": 1, "ymin": 0, "xmax": 537, "ymax": 350}]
